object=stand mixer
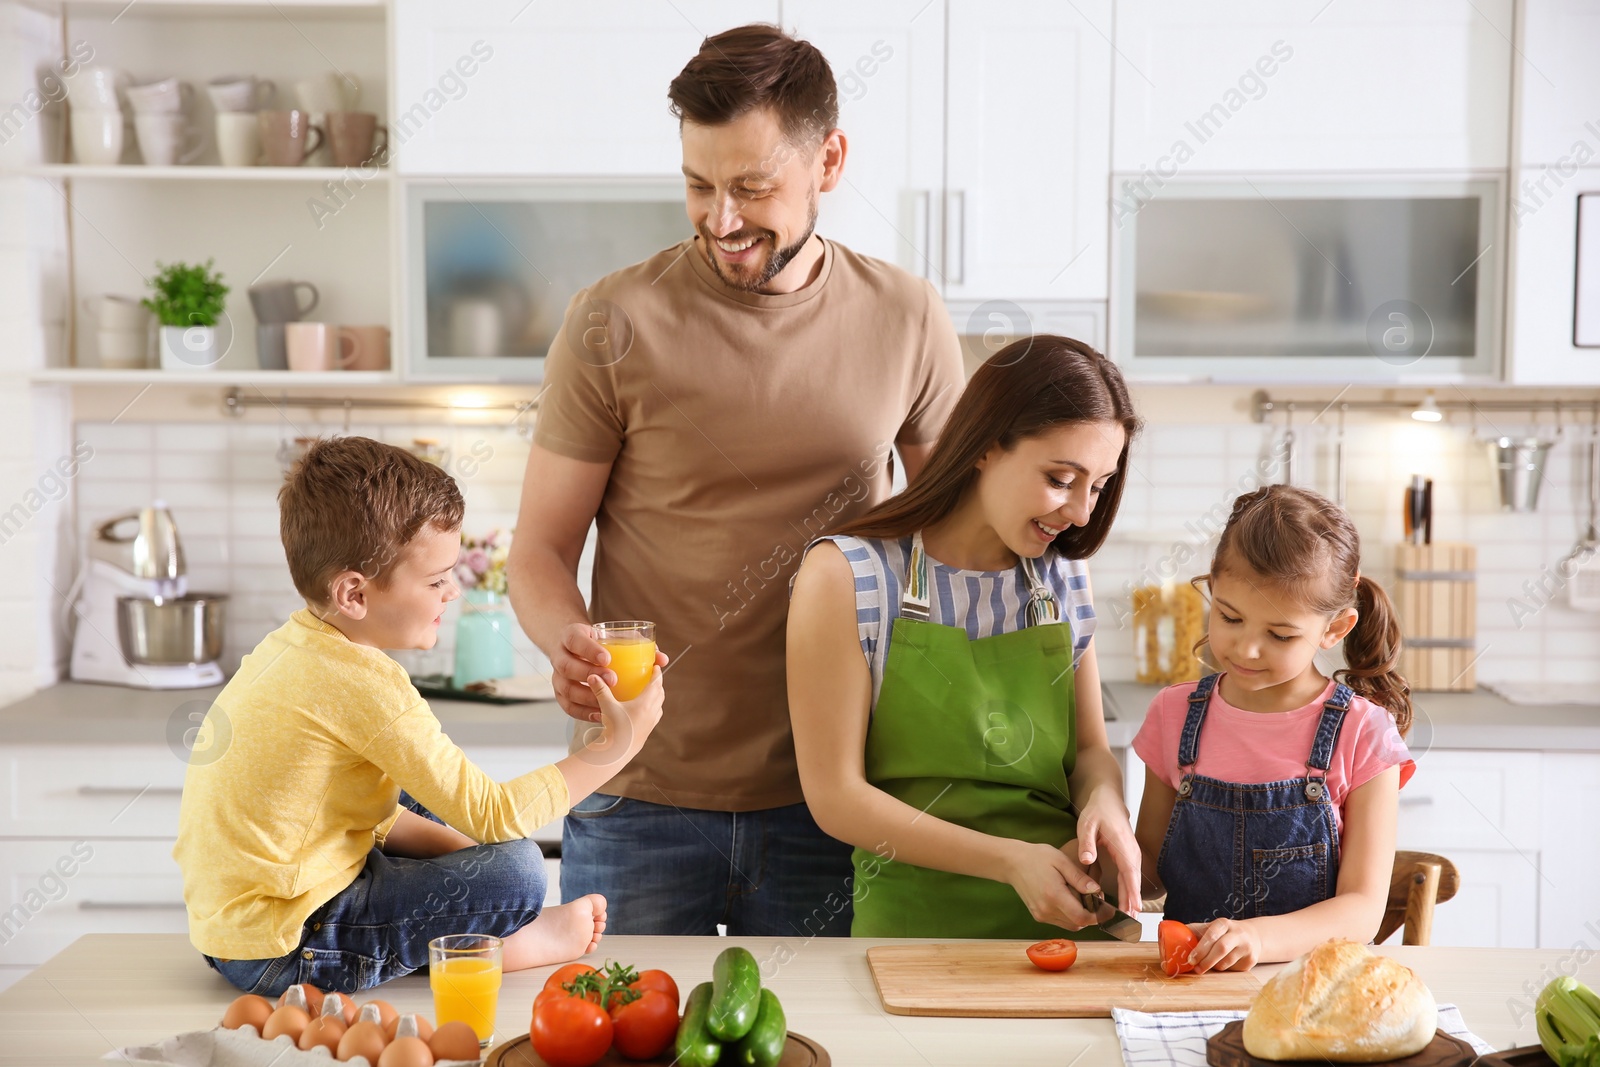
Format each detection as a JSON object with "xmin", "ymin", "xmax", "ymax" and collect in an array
[{"xmin": 70, "ymin": 502, "xmax": 227, "ymax": 689}]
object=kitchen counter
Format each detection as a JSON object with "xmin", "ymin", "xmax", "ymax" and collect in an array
[
  {"xmin": 1, "ymin": 680, "xmax": 1596, "ymax": 752},
  {"xmin": 0, "ymin": 682, "xmax": 572, "ymax": 748},
  {"xmin": 1, "ymin": 933, "xmax": 1590, "ymax": 1066}
]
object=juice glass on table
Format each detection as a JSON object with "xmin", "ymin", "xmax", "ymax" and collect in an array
[
  {"xmin": 429, "ymin": 933, "xmax": 502, "ymax": 1047},
  {"xmin": 593, "ymin": 620, "xmax": 657, "ymax": 701}
]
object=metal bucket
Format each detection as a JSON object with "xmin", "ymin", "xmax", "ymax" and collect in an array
[
  {"xmin": 116, "ymin": 594, "xmax": 226, "ymax": 665},
  {"xmin": 1486, "ymin": 437, "xmax": 1554, "ymax": 512}
]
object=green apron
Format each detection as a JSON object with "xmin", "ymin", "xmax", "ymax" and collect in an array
[{"xmin": 851, "ymin": 531, "xmax": 1103, "ymax": 939}]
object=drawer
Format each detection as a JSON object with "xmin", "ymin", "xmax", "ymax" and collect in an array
[
  {"xmin": 0, "ymin": 838, "xmax": 186, "ymax": 966},
  {"xmin": 460, "ymin": 746, "xmax": 571, "ymax": 844},
  {"xmin": 1396, "ymin": 751, "xmax": 1540, "ymax": 852},
  {"xmin": 0, "ymin": 745, "xmax": 185, "ymax": 838}
]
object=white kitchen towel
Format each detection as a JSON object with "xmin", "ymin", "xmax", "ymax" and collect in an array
[{"xmin": 1111, "ymin": 1003, "xmax": 1492, "ymax": 1067}]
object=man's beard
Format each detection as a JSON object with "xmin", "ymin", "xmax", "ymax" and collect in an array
[{"xmin": 699, "ymin": 195, "xmax": 819, "ymax": 293}]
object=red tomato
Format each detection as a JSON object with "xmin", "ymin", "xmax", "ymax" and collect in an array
[
  {"xmin": 1025, "ymin": 939, "xmax": 1079, "ymax": 972},
  {"xmin": 531, "ymin": 994, "xmax": 613, "ymax": 1067},
  {"xmin": 609, "ymin": 989, "xmax": 678, "ymax": 1060},
  {"xmin": 543, "ymin": 963, "xmax": 600, "ymax": 994},
  {"xmin": 629, "ymin": 969, "xmax": 680, "ymax": 1010},
  {"xmin": 1159, "ymin": 919, "xmax": 1199, "ymax": 977}
]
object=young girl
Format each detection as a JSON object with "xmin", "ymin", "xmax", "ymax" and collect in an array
[{"xmin": 1133, "ymin": 484, "xmax": 1414, "ymax": 972}]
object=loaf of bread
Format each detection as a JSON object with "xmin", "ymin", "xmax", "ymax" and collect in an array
[{"xmin": 1242, "ymin": 940, "xmax": 1438, "ymax": 1062}]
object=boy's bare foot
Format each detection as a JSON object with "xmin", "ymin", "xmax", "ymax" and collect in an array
[{"xmin": 503, "ymin": 894, "xmax": 608, "ymax": 970}]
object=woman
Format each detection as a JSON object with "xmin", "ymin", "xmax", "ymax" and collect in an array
[{"xmin": 787, "ymin": 336, "xmax": 1143, "ymax": 937}]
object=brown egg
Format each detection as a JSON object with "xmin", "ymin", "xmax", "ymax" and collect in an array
[
  {"xmin": 221, "ymin": 993, "xmax": 273, "ymax": 1031},
  {"xmin": 378, "ymin": 1035, "xmax": 435, "ymax": 1067},
  {"xmin": 385, "ymin": 1013, "xmax": 434, "ymax": 1042},
  {"xmin": 262, "ymin": 1003, "xmax": 310, "ymax": 1042},
  {"xmin": 323, "ymin": 991, "xmax": 358, "ymax": 1025},
  {"xmin": 428, "ymin": 1021, "xmax": 481, "ymax": 1062},
  {"xmin": 359, "ymin": 999, "xmax": 398, "ymax": 1030},
  {"xmin": 300, "ymin": 1014, "xmax": 348, "ymax": 1052},
  {"xmin": 338, "ymin": 1019, "xmax": 390, "ymax": 1063},
  {"xmin": 279, "ymin": 983, "xmax": 325, "ymax": 1016}
]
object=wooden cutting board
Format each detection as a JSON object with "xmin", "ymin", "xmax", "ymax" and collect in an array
[{"xmin": 866, "ymin": 941, "xmax": 1267, "ymax": 1018}]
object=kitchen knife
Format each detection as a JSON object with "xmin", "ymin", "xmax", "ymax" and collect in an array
[{"xmin": 1080, "ymin": 890, "xmax": 1143, "ymax": 943}]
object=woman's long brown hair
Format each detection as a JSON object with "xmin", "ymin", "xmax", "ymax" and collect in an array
[
  {"xmin": 1206, "ymin": 484, "xmax": 1413, "ymax": 734},
  {"xmin": 835, "ymin": 335, "xmax": 1141, "ymax": 560}
]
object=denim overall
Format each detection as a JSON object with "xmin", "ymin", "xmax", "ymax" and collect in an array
[
  {"xmin": 1156, "ymin": 672, "xmax": 1349, "ymax": 923},
  {"xmin": 851, "ymin": 532, "xmax": 1107, "ymax": 939}
]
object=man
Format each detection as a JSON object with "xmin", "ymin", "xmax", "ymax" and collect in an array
[{"xmin": 508, "ymin": 23, "xmax": 965, "ymax": 936}]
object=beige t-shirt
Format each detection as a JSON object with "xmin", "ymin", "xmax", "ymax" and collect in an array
[{"xmin": 535, "ymin": 235, "xmax": 964, "ymax": 810}]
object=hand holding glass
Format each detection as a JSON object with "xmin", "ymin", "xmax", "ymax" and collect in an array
[{"xmin": 593, "ymin": 621, "xmax": 657, "ymax": 700}]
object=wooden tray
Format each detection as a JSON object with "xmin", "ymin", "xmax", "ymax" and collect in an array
[
  {"xmin": 1206, "ymin": 1020, "xmax": 1477, "ymax": 1067},
  {"xmin": 486, "ymin": 1031, "xmax": 830, "ymax": 1067},
  {"xmin": 1478, "ymin": 1045, "xmax": 1557, "ymax": 1067},
  {"xmin": 866, "ymin": 941, "xmax": 1266, "ymax": 1018}
]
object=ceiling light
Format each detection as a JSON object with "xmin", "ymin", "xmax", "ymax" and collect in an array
[{"xmin": 1411, "ymin": 393, "xmax": 1443, "ymax": 423}]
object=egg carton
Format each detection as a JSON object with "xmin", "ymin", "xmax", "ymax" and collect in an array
[{"xmin": 103, "ymin": 1024, "xmax": 483, "ymax": 1067}]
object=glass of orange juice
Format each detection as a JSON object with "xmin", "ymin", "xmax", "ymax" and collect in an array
[
  {"xmin": 594, "ymin": 620, "xmax": 657, "ymax": 701},
  {"xmin": 429, "ymin": 933, "xmax": 502, "ymax": 1047}
]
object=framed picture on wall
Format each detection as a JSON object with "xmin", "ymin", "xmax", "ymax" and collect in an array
[{"xmin": 1577, "ymin": 192, "xmax": 1600, "ymax": 348}]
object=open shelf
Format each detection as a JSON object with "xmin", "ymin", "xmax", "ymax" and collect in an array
[
  {"xmin": 18, "ymin": 164, "xmax": 391, "ymax": 182},
  {"xmin": 29, "ymin": 369, "xmax": 399, "ymax": 386}
]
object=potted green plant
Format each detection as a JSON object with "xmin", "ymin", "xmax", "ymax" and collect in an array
[{"xmin": 143, "ymin": 259, "xmax": 229, "ymax": 371}]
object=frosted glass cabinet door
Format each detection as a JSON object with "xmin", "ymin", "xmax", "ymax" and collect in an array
[
  {"xmin": 783, "ymin": 0, "xmax": 945, "ymax": 277},
  {"xmin": 943, "ymin": 0, "xmax": 1113, "ymax": 302},
  {"xmin": 393, "ymin": 1, "xmax": 777, "ymax": 175}
]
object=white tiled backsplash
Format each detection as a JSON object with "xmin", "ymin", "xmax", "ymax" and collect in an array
[{"xmin": 69, "ymin": 410, "xmax": 1600, "ymax": 688}]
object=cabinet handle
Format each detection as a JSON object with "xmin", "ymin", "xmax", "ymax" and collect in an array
[
  {"xmin": 912, "ymin": 189, "xmax": 932, "ymax": 279},
  {"xmin": 77, "ymin": 786, "xmax": 183, "ymax": 796},
  {"xmin": 78, "ymin": 901, "xmax": 187, "ymax": 911},
  {"xmin": 944, "ymin": 189, "xmax": 966, "ymax": 285},
  {"xmin": 1399, "ymin": 795, "xmax": 1435, "ymax": 807}
]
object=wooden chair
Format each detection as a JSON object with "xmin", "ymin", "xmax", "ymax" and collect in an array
[{"xmin": 1377, "ymin": 850, "xmax": 1459, "ymax": 946}]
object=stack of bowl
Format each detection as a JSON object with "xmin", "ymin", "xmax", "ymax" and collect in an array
[{"xmin": 67, "ymin": 66, "xmax": 129, "ymax": 165}]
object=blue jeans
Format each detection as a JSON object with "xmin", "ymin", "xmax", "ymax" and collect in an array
[
  {"xmin": 561, "ymin": 792, "xmax": 854, "ymax": 936},
  {"xmin": 204, "ymin": 793, "xmax": 546, "ymax": 996}
]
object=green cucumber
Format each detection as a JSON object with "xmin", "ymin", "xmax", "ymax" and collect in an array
[
  {"xmin": 675, "ymin": 982, "xmax": 723, "ymax": 1067},
  {"xmin": 729, "ymin": 988, "xmax": 787, "ymax": 1067},
  {"xmin": 707, "ymin": 946, "xmax": 762, "ymax": 1041}
]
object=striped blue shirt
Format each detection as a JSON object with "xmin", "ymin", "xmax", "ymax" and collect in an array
[{"xmin": 811, "ymin": 534, "xmax": 1097, "ymax": 706}]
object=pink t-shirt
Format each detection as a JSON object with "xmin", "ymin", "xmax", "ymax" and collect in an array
[{"xmin": 1133, "ymin": 676, "xmax": 1414, "ymax": 836}]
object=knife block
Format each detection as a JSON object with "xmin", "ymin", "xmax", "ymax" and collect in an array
[{"xmin": 1392, "ymin": 543, "xmax": 1476, "ymax": 691}]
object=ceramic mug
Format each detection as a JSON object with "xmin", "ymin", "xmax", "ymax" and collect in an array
[
  {"xmin": 285, "ymin": 322, "xmax": 356, "ymax": 371},
  {"xmin": 325, "ymin": 111, "xmax": 388, "ymax": 167},
  {"xmin": 256, "ymin": 323, "xmax": 288, "ymax": 370},
  {"xmin": 97, "ymin": 328, "xmax": 149, "ymax": 368},
  {"xmin": 215, "ymin": 112, "xmax": 261, "ymax": 167},
  {"xmin": 294, "ymin": 71, "xmax": 361, "ymax": 114},
  {"xmin": 82, "ymin": 294, "xmax": 149, "ymax": 330},
  {"xmin": 70, "ymin": 110, "xmax": 124, "ymax": 165},
  {"xmin": 134, "ymin": 112, "xmax": 205, "ymax": 166},
  {"xmin": 205, "ymin": 75, "xmax": 275, "ymax": 113},
  {"xmin": 125, "ymin": 77, "xmax": 192, "ymax": 115},
  {"xmin": 337, "ymin": 325, "xmax": 390, "ymax": 370},
  {"xmin": 248, "ymin": 279, "xmax": 319, "ymax": 323},
  {"xmin": 70, "ymin": 66, "xmax": 129, "ymax": 110},
  {"xmin": 258, "ymin": 109, "xmax": 322, "ymax": 166}
]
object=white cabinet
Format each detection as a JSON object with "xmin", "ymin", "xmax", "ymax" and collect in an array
[
  {"xmin": 1515, "ymin": 0, "xmax": 1600, "ymax": 169},
  {"xmin": 1539, "ymin": 754, "xmax": 1600, "ymax": 950},
  {"xmin": 1507, "ymin": 166, "xmax": 1600, "ymax": 384},
  {"xmin": 392, "ymin": 1, "xmax": 774, "ymax": 176},
  {"xmin": 1427, "ymin": 848, "xmax": 1540, "ymax": 949},
  {"xmin": 1111, "ymin": 0, "xmax": 1512, "ymax": 174},
  {"xmin": 943, "ymin": 0, "xmax": 1112, "ymax": 301},
  {"xmin": 782, "ymin": 1, "xmax": 945, "ymax": 276}
]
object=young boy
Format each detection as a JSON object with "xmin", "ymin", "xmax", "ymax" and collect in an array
[{"xmin": 173, "ymin": 436, "xmax": 666, "ymax": 995}]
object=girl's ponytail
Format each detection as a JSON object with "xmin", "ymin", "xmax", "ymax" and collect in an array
[{"xmin": 1338, "ymin": 575, "xmax": 1412, "ymax": 735}]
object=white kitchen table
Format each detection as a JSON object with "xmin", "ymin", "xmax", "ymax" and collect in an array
[{"xmin": 1, "ymin": 933, "xmax": 1593, "ymax": 1066}]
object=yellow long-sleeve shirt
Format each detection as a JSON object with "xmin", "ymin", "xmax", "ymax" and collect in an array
[{"xmin": 173, "ymin": 609, "xmax": 570, "ymax": 959}]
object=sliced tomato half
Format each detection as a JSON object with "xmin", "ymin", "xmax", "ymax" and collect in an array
[
  {"xmin": 1026, "ymin": 938, "xmax": 1079, "ymax": 972},
  {"xmin": 1158, "ymin": 919, "xmax": 1199, "ymax": 977}
]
